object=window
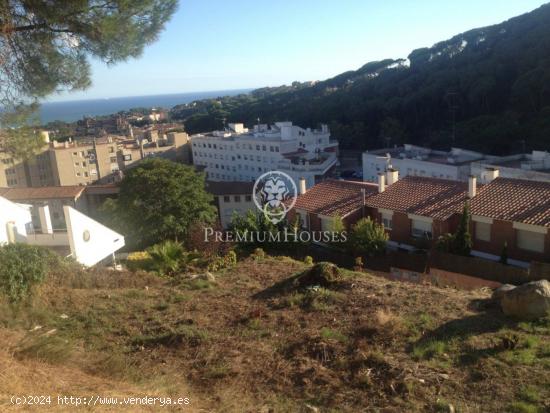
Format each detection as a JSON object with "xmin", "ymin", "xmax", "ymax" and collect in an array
[
  {"xmin": 108, "ymin": 147, "xmax": 115, "ymax": 153},
  {"xmin": 123, "ymin": 154, "xmax": 132, "ymax": 161},
  {"xmin": 245, "ymin": 195, "xmax": 252, "ymax": 202},
  {"xmin": 110, "ymin": 156, "xmax": 117, "ymax": 163},
  {"xmin": 475, "ymin": 222, "xmax": 491, "ymax": 242},
  {"xmin": 517, "ymin": 230, "xmax": 545, "ymax": 253},
  {"xmin": 223, "ymin": 196, "xmax": 230, "ymax": 202},
  {"xmin": 382, "ymin": 217, "xmax": 393, "ymax": 231},
  {"xmin": 411, "ymin": 219, "xmax": 432, "ymax": 239},
  {"xmin": 234, "ymin": 195, "xmax": 241, "ymax": 202}
]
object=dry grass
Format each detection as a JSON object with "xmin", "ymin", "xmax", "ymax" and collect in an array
[{"xmin": 0, "ymin": 256, "xmax": 548, "ymax": 412}]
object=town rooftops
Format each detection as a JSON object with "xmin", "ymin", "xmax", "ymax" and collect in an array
[
  {"xmin": 366, "ymin": 175, "xmax": 470, "ymax": 220},
  {"xmin": 205, "ymin": 181, "xmax": 255, "ymax": 196},
  {"xmin": 0, "ymin": 186, "xmax": 86, "ymax": 201},
  {"xmin": 469, "ymin": 177, "xmax": 550, "ymax": 227},
  {"xmin": 294, "ymin": 179, "xmax": 378, "ymax": 218}
]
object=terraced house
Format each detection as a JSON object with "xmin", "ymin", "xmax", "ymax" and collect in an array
[{"xmin": 469, "ymin": 177, "xmax": 550, "ymax": 263}]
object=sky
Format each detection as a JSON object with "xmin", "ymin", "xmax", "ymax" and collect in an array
[{"xmin": 50, "ymin": 0, "xmax": 549, "ymax": 102}]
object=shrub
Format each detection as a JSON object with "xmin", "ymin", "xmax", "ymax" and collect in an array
[
  {"xmin": 126, "ymin": 251, "xmax": 153, "ymax": 272},
  {"xmin": 0, "ymin": 244, "xmax": 56, "ymax": 304},
  {"xmin": 303, "ymin": 256, "xmax": 314, "ymax": 265},
  {"xmin": 146, "ymin": 240, "xmax": 184, "ymax": 276},
  {"xmin": 251, "ymin": 247, "xmax": 266, "ymax": 260},
  {"xmin": 207, "ymin": 250, "xmax": 238, "ymax": 272},
  {"xmin": 347, "ymin": 217, "xmax": 388, "ymax": 257}
]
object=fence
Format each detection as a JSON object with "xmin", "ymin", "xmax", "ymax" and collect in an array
[{"xmin": 428, "ymin": 251, "xmax": 539, "ymax": 285}]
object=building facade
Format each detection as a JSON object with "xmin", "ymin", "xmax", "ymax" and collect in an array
[
  {"xmin": 0, "ymin": 131, "xmax": 191, "ymax": 188},
  {"xmin": 191, "ymin": 122, "xmax": 338, "ymax": 188}
]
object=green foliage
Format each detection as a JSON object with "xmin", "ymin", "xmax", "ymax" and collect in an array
[
  {"xmin": 436, "ymin": 203, "xmax": 472, "ymax": 256},
  {"xmin": 453, "ymin": 203, "xmax": 472, "ymax": 256},
  {"xmin": 207, "ymin": 250, "xmax": 237, "ymax": 272},
  {"xmin": 303, "ymin": 256, "xmax": 314, "ymax": 265},
  {"xmin": 0, "ymin": 244, "xmax": 56, "ymax": 304},
  {"xmin": 170, "ymin": 5, "xmax": 550, "ymax": 153},
  {"xmin": 251, "ymin": 247, "xmax": 266, "ymax": 260},
  {"xmin": 103, "ymin": 158, "xmax": 216, "ymax": 248},
  {"xmin": 347, "ymin": 217, "xmax": 388, "ymax": 257},
  {"xmin": 147, "ymin": 240, "xmax": 184, "ymax": 276},
  {"xmin": 0, "ymin": 0, "xmax": 177, "ymax": 108}
]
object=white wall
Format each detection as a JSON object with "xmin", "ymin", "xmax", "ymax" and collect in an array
[
  {"xmin": 64, "ymin": 206, "xmax": 125, "ymax": 267},
  {"xmin": 0, "ymin": 196, "xmax": 32, "ymax": 244},
  {"xmin": 363, "ymin": 153, "xmax": 462, "ymax": 182}
]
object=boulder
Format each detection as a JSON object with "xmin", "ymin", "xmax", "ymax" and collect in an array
[
  {"xmin": 491, "ymin": 284, "xmax": 516, "ymax": 302},
  {"xmin": 500, "ymin": 279, "xmax": 550, "ymax": 320}
]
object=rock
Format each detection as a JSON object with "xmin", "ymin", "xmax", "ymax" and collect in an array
[
  {"xmin": 491, "ymin": 284, "xmax": 516, "ymax": 302},
  {"xmin": 304, "ymin": 404, "xmax": 319, "ymax": 413},
  {"xmin": 203, "ymin": 271, "xmax": 216, "ymax": 282},
  {"xmin": 188, "ymin": 272, "xmax": 215, "ymax": 282},
  {"xmin": 59, "ymin": 314, "xmax": 69, "ymax": 319},
  {"xmin": 500, "ymin": 279, "xmax": 550, "ymax": 320}
]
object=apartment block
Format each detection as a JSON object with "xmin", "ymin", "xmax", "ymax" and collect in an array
[
  {"xmin": 191, "ymin": 122, "xmax": 338, "ymax": 189},
  {"xmin": 0, "ymin": 131, "xmax": 191, "ymax": 188}
]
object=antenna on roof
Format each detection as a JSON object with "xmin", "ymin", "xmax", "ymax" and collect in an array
[{"xmin": 376, "ymin": 153, "xmax": 392, "ymax": 170}]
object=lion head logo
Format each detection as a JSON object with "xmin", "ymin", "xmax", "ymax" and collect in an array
[{"xmin": 253, "ymin": 171, "xmax": 297, "ymax": 224}]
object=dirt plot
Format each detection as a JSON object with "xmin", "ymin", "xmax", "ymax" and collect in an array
[{"xmin": 1, "ymin": 256, "xmax": 549, "ymax": 412}]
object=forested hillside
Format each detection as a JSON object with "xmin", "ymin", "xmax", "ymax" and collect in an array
[{"xmin": 171, "ymin": 3, "xmax": 550, "ymax": 154}]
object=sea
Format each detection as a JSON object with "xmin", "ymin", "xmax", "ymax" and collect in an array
[{"xmin": 39, "ymin": 89, "xmax": 253, "ymax": 124}]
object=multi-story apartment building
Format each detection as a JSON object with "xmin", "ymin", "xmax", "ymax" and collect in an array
[
  {"xmin": 0, "ymin": 131, "xmax": 191, "ymax": 188},
  {"xmin": 191, "ymin": 122, "xmax": 338, "ymax": 188},
  {"xmin": 362, "ymin": 144, "xmax": 490, "ymax": 183}
]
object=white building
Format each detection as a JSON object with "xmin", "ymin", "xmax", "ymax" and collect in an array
[
  {"xmin": 471, "ymin": 151, "xmax": 550, "ymax": 183},
  {"xmin": 362, "ymin": 144, "xmax": 489, "ymax": 183},
  {"xmin": 191, "ymin": 122, "xmax": 338, "ymax": 188},
  {"xmin": 1, "ymin": 195, "xmax": 124, "ymax": 267}
]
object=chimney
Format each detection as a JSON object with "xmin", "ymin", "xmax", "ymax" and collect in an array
[
  {"xmin": 468, "ymin": 175, "xmax": 477, "ymax": 199},
  {"xmin": 299, "ymin": 177, "xmax": 307, "ymax": 195},
  {"xmin": 386, "ymin": 168, "xmax": 399, "ymax": 186},
  {"xmin": 482, "ymin": 167, "xmax": 500, "ymax": 184},
  {"xmin": 377, "ymin": 173, "xmax": 386, "ymax": 193}
]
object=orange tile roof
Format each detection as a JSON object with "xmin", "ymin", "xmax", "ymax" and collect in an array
[
  {"xmin": 366, "ymin": 176, "xmax": 469, "ymax": 220},
  {"xmin": 469, "ymin": 177, "xmax": 550, "ymax": 227},
  {"xmin": 0, "ymin": 186, "xmax": 85, "ymax": 201},
  {"xmin": 293, "ymin": 179, "xmax": 378, "ymax": 217}
]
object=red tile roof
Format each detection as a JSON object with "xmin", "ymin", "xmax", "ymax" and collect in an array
[
  {"xmin": 293, "ymin": 179, "xmax": 378, "ymax": 217},
  {"xmin": 366, "ymin": 176, "xmax": 469, "ymax": 220},
  {"xmin": 0, "ymin": 186, "xmax": 86, "ymax": 201},
  {"xmin": 469, "ymin": 177, "xmax": 550, "ymax": 227}
]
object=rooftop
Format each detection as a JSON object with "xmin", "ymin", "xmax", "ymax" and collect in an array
[
  {"xmin": 0, "ymin": 186, "xmax": 86, "ymax": 201},
  {"xmin": 366, "ymin": 176, "xmax": 470, "ymax": 220},
  {"xmin": 365, "ymin": 144, "xmax": 487, "ymax": 166},
  {"xmin": 294, "ymin": 179, "xmax": 378, "ymax": 218},
  {"xmin": 469, "ymin": 177, "xmax": 550, "ymax": 227}
]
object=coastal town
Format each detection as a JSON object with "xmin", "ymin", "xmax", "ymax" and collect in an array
[{"xmin": 0, "ymin": 1, "xmax": 549, "ymax": 412}]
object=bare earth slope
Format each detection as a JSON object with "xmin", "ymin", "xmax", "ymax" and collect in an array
[{"xmin": 1, "ymin": 257, "xmax": 548, "ymax": 412}]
